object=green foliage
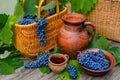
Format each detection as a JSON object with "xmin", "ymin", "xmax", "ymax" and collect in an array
[
  {"xmin": 54, "ymin": 45, "xmax": 60, "ymax": 53},
  {"xmin": 87, "ymin": 33, "xmax": 109, "ymax": 50},
  {"xmin": 107, "ymin": 47, "xmax": 120, "ymax": 65},
  {"xmin": 0, "ymin": 16, "xmax": 17, "ymax": 45},
  {"xmin": 2, "ymin": 56, "xmax": 24, "ymax": 69},
  {"xmin": 0, "ymin": 14, "xmax": 8, "ymax": 29},
  {"xmin": 0, "ymin": 49, "xmax": 24, "ymax": 75},
  {"xmin": 59, "ymin": 0, "xmax": 68, "ymax": 10},
  {"xmin": 24, "ymin": 0, "xmax": 39, "ymax": 15},
  {"xmin": 41, "ymin": 0, "xmax": 56, "ymax": 11},
  {"xmin": 57, "ymin": 60, "xmax": 84, "ymax": 80},
  {"xmin": 39, "ymin": 66, "xmax": 51, "ymax": 74},
  {"xmin": 0, "ymin": 61, "xmax": 14, "ymax": 75},
  {"xmin": 14, "ymin": 1, "xmax": 24, "ymax": 20},
  {"xmin": 70, "ymin": 0, "xmax": 98, "ymax": 14},
  {"xmin": 0, "ymin": 15, "xmax": 18, "ymax": 46}
]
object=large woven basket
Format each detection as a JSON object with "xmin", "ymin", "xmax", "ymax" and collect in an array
[
  {"xmin": 13, "ymin": 0, "xmax": 67, "ymax": 57},
  {"xmin": 86, "ymin": 0, "xmax": 120, "ymax": 42}
]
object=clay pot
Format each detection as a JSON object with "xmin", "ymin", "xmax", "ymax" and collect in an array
[
  {"xmin": 77, "ymin": 48, "xmax": 115, "ymax": 76},
  {"xmin": 48, "ymin": 54, "xmax": 69, "ymax": 73},
  {"xmin": 57, "ymin": 13, "xmax": 96, "ymax": 59}
]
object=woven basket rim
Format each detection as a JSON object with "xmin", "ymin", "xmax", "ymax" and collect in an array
[
  {"xmin": 15, "ymin": 22, "xmax": 36, "ymax": 27},
  {"xmin": 15, "ymin": 7, "xmax": 67, "ymax": 27}
]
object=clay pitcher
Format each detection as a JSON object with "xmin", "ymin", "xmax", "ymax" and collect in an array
[{"xmin": 57, "ymin": 13, "xmax": 96, "ymax": 59}]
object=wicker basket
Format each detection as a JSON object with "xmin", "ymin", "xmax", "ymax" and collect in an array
[
  {"xmin": 13, "ymin": 0, "xmax": 67, "ymax": 57},
  {"xmin": 86, "ymin": 0, "xmax": 120, "ymax": 42}
]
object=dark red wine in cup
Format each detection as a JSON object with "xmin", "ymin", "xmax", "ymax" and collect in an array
[{"xmin": 50, "ymin": 57, "xmax": 65, "ymax": 64}]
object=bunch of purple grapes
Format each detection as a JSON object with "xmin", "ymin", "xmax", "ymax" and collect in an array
[
  {"xmin": 24, "ymin": 50, "xmax": 50, "ymax": 69},
  {"xmin": 36, "ymin": 15, "xmax": 48, "ymax": 46},
  {"xmin": 18, "ymin": 13, "xmax": 48, "ymax": 46},
  {"xmin": 77, "ymin": 49, "xmax": 110, "ymax": 70},
  {"xmin": 66, "ymin": 65, "xmax": 78, "ymax": 79},
  {"xmin": 48, "ymin": 8, "xmax": 56, "ymax": 16}
]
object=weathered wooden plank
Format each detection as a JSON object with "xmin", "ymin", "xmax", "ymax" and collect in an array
[{"xmin": 40, "ymin": 72, "xmax": 56, "ymax": 80}]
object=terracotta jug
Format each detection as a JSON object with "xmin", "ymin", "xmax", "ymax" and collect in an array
[{"xmin": 57, "ymin": 13, "xmax": 96, "ymax": 59}]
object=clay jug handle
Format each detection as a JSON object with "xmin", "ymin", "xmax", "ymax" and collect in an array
[{"xmin": 84, "ymin": 22, "xmax": 96, "ymax": 42}]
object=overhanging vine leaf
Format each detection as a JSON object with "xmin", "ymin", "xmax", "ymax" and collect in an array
[{"xmin": 0, "ymin": 16, "xmax": 18, "ymax": 45}]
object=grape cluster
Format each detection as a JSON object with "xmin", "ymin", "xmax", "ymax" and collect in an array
[
  {"xmin": 66, "ymin": 65, "xmax": 78, "ymax": 79},
  {"xmin": 18, "ymin": 13, "xmax": 35, "ymax": 25},
  {"xmin": 48, "ymin": 8, "xmax": 56, "ymax": 16},
  {"xmin": 18, "ymin": 13, "xmax": 48, "ymax": 46},
  {"xmin": 77, "ymin": 49, "xmax": 110, "ymax": 71},
  {"xmin": 24, "ymin": 50, "xmax": 50, "ymax": 69},
  {"xmin": 36, "ymin": 15, "xmax": 48, "ymax": 46}
]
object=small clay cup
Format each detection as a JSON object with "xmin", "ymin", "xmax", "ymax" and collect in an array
[{"xmin": 48, "ymin": 54, "xmax": 69, "ymax": 73}]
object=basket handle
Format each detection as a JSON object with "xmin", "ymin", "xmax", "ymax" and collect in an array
[
  {"xmin": 111, "ymin": 0, "xmax": 120, "ymax": 1},
  {"xmin": 22, "ymin": 0, "xmax": 60, "ymax": 19}
]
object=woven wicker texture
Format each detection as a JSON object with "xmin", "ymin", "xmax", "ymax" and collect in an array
[
  {"xmin": 86, "ymin": 0, "xmax": 120, "ymax": 42},
  {"xmin": 13, "ymin": 0, "xmax": 67, "ymax": 57}
]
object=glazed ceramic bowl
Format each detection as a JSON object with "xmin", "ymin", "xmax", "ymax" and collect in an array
[{"xmin": 77, "ymin": 48, "xmax": 115, "ymax": 76}]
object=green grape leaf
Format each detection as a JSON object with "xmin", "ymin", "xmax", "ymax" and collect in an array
[
  {"xmin": 39, "ymin": 66, "xmax": 51, "ymax": 74},
  {"xmin": 107, "ymin": 47, "xmax": 120, "ymax": 65},
  {"xmin": 0, "ymin": 41, "xmax": 3, "ymax": 48},
  {"xmin": 0, "ymin": 61, "xmax": 14, "ymax": 75},
  {"xmin": 0, "ymin": 15, "xmax": 18, "ymax": 45},
  {"xmin": 2, "ymin": 56, "xmax": 24, "ymax": 69},
  {"xmin": 14, "ymin": 0, "xmax": 24, "ymax": 20},
  {"xmin": 24, "ymin": 0, "xmax": 39, "ymax": 15},
  {"xmin": 41, "ymin": 0, "xmax": 56, "ymax": 11},
  {"xmin": 70, "ymin": 0, "xmax": 81, "ymax": 12},
  {"xmin": 57, "ymin": 60, "xmax": 84, "ymax": 80},
  {"xmin": 87, "ymin": 33, "xmax": 109, "ymax": 50},
  {"xmin": 0, "ymin": 14, "xmax": 8, "ymax": 30},
  {"xmin": 80, "ymin": 0, "xmax": 93, "ymax": 14},
  {"xmin": 92, "ymin": 0, "xmax": 98, "ymax": 4},
  {"xmin": 54, "ymin": 45, "xmax": 60, "ymax": 53},
  {"xmin": 59, "ymin": 0, "xmax": 67, "ymax": 6},
  {"xmin": 70, "ymin": 0, "xmax": 97, "ymax": 14}
]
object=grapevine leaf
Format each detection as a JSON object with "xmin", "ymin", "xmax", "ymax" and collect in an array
[
  {"xmin": 92, "ymin": 0, "xmax": 98, "ymax": 4},
  {"xmin": 107, "ymin": 47, "xmax": 120, "ymax": 65},
  {"xmin": 0, "ymin": 15, "xmax": 18, "ymax": 45},
  {"xmin": 39, "ymin": 66, "xmax": 51, "ymax": 74},
  {"xmin": 70, "ymin": 0, "xmax": 81, "ymax": 12},
  {"xmin": 2, "ymin": 56, "xmax": 24, "ymax": 69},
  {"xmin": 0, "ymin": 41, "xmax": 3, "ymax": 48},
  {"xmin": 70, "ymin": 0, "xmax": 97, "ymax": 14},
  {"xmin": 0, "ymin": 14, "xmax": 8, "ymax": 30},
  {"xmin": 0, "ymin": 61, "xmax": 14, "ymax": 75},
  {"xmin": 24, "ymin": 0, "xmax": 39, "ymax": 15},
  {"xmin": 57, "ymin": 60, "xmax": 84, "ymax": 80},
  {"xmin": 41, "ymin": 0, "xmax": 56, "ymax": 11},
  {"xmin": 87, "ymin": 33, "xmax": 109, "ymax": 50},
  {"xmin": 14, "ymin": 0, "xmax": 24, "ymax": 20},
  {"xmin": 96, "ymin": 37, "xmax": 108, "ymax": 50},
  {"xmin": 54, "ymin": 45, "xmax": 60, "ymax": 53},
  {"xmin": 59, "ymin": 0, "xmax": 68, "ymax": 6},
  {"xmin": 80, "ymin": 0, "xmax": 93, "ymax": 14}
]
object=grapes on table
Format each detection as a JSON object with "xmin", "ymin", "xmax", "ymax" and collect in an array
[
  {"xmin": 77, "ymin": 49, "xmax": 110, "ymax": 71},
  {"xmin": 18, "ymin": 13, "xmax": 48, "ymax": 46},
  {"xmin": 66, "ymin": 65, "xmax": 78, "ymax": 79},
  {"xmin": 24, "ymin": 50, "xmax": 50, "ymax": 69}
]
